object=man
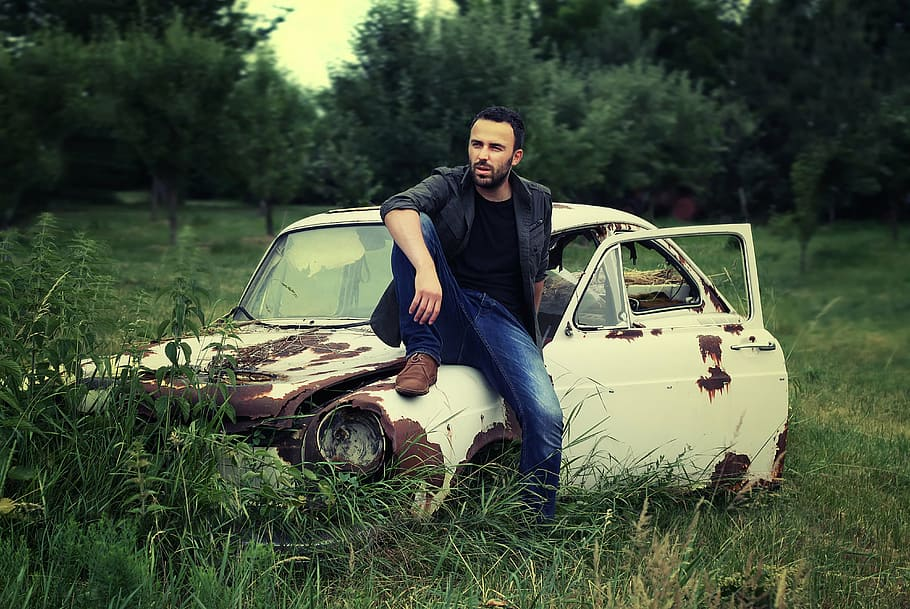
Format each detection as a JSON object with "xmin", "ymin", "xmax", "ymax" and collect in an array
[{"xmin": 371, "ymin": 106, "xmax": 563, "ymax": 521}]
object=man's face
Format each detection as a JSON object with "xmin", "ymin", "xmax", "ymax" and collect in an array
[{"xmin": 468, "ymin": 119, "xmax": 523, "ymax": 190}]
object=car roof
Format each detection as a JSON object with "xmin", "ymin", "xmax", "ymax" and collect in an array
[{"xmin": 279, "ymin": 202, "xmax": 656, "ymax": 236}]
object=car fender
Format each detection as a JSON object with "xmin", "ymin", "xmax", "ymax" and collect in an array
[{"xmin": 305, "ymin": 364, "xmax": 519, "ymax": 480}]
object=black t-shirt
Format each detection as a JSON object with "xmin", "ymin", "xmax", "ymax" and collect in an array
[{"xmin": 451, "ymin": 191, "xmax": 532, "ymax": 336}]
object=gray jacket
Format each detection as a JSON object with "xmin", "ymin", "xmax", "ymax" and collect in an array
[{"xmin": 371, "ymin": 165, "xmax": 552, "ymax": 348}]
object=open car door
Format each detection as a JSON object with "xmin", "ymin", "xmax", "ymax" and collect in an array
[{"xmin": 542, "ymin": 224, "xmax": 789, "ymax": 488}]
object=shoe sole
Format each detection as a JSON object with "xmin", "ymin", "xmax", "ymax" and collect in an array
[{"xmin": 395, "ymin": 385, "xmax": 430, "ymax": 397}]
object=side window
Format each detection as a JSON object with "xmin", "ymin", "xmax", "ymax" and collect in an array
[
  {"xmin": 539, "ymin": 232, "xmax": 600, "ymax": 341},
  {"xmin": 574, "ymin": 247, "xmax": 625, "ymax": 328},
  {"xmin": 621, "ymin": 240, "xmax": 699, "ymax": 313}
]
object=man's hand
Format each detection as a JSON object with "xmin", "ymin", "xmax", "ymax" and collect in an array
[
  {"xmin": 384, "ymin": 209, "xmax": 443, "ymax": 325},
  {"xmin": 411, "ymin": 266, "xmax": 442, "ymax": 324}
]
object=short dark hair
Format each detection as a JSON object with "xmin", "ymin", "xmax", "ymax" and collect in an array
[{"xmin": 470, "ymin": 106, "xmax": 525, "ymax": 151}]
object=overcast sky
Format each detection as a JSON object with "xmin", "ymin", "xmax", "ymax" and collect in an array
[{"xmin": 245, "ymin": 1, "xmax": 456, "ymax": 90}]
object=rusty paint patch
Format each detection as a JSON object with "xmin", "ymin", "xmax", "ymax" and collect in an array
[
  {"xmin": 723, "ymin": 324, "xmax": 744, "ymax": 335},
  {"xmin": 235, "ymin": 333, "xmax": 372, "ymax": 368},
  {"xmin": 650, "ymin": 328, "xmax": 663, "ymax": 336},
  {"xmin": 701, "ymin": 281, "xmax": 729, "ymax": 313},
  {"xmin": 464, "ymin": 407, "xmax": 523, "ymax": 464},
  {"xmin": 770, "ymin": 424, "xmax": 788, "ymax": 481},
  {"xmin": 698, "ymin": 335, "xmax": 723, "ymax": 366},
  {"xmin": 697, "ymin": 366, "xmax": 731, "ymax": 401},
  {"xmin": 711, "ymin": 452, "xmax": 751, "ymax": 486},
  {"xmin": 313, "ymin": 345, "xmax": 372, "ymax": 363},
  {"xmin": 553, "ymin": 202, "xmax": 572, "ymax": 209},
  {"xmin": 390, "ymin": 418, "xmax": 446, "ymax": 486},
  {"xmin": 605, "ymin": 329, "xmax": 644, "ymax": 341}
]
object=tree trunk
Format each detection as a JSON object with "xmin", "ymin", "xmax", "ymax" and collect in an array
[
  {"xmin": 738, "ymin": 187, "xmax": 749, "ymax": 221},
  {"xmin": 153, "ymin": 174, "xmax": 180, "ymax": 246},
  {"xmin": 150, "ymin": 176, "xmax": 165, "ymax": 220}
]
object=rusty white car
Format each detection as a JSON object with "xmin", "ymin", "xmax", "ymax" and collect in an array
[{"xmin": 113, "ymin": 204, "xmax": 789, "ymax": 503}]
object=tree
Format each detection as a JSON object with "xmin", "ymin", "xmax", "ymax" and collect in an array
[
  {"xmin": 101, "ymin": 18, "xmax": 242, "ymax": 244},
  {"xmin": 224, "ymin": 51, "xmax": 316, "ymax": 235},
  {"xmin": 0, "ymin": 31, "xmax": 96, "ymax": 226},
  {"xmin": 330, "ymin": 0, "xmax": 550, "ymax": 198},
  {"xmin": 0, "ymin": 0, "xmax": 283, "ymax": 50},
  {"xmin": 525, "ymin": 60, "xmax": 750, "ymax": 210}
]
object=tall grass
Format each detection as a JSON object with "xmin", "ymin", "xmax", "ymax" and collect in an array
[{"xmin": 1, "ymin": 203, "xmax": 907, "ymax": 607}]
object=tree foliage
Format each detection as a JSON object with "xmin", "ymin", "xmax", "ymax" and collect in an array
[
  {"xmin": 99, "ymin": 18, "xmax": 242, "ymax": 244},
  {"xmin": 0, "ymin": 0, "xmax": 907, "ymax": 259},
  {"xmin": 224, "ymin": 51, "xmax": 317, "ymax": 235},
  {"xmin": 0, "ymin": 0, "xmax": 281, "ymax": 49},
  {"xmin": 0, "ymin": 30, "xmax": 97, "ymax": 226}
]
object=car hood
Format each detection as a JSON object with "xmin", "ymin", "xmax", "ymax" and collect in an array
[{"xmin": 133, "ymin": 323, "xmax": 406, "ymax": 427}]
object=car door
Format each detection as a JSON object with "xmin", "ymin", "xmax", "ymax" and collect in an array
[{"xmin": 542, "ymin": 224, "xmax": 789, "ymax": 487}]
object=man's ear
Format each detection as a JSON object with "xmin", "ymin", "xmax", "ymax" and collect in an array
[{"xmin": 511, "ymin": 148, "xmax": 524, "ymax": 167}]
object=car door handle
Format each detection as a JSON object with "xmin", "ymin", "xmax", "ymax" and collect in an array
[{"xmin": 730, "ymin": 342, "xmax": 777, "ymax": 351}]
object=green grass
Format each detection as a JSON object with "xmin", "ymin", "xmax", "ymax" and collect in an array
[{"xmin": 2, "ymin": 200, "xmax": 908, "ymax": 608}]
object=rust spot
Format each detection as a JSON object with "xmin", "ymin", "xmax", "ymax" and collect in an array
[
  {"xmin": 313, "ymin": 345, "xmax": 372, "ymax": 363},
  {"xmin": 605, "ymin": 329, "xmax": 644, "ymax": 341},
  {"xmin": 553, "ymin": 202, "xmax": 572, "ymax": 209},
  {"xmin": 234, "ymin": 333, "xmax": 372, "ymax": 368},
  {"xmin": 700, "ymin": 281, "xmax": 729, "ymax": 313},
  {"xmin": 697, "ymin": 366, "xmax": 731, "ymax": 401},
  {"xmin": 650, "ymin": 328, "xmax": 663, "ymax": 336},
  {"xmin": 389, "ymin": 418, "xmax": 445, "ymax": 486},
  {"xmin": 698, "ymin": 335, "xmax": 723, "ymax": 366},
  {"xmin": 723, "ymin": 324, "xmax": 744, "ymax": 335},
  {"xmin": 711, "ymin": 452, "xmax": 751, "ymax": 486},
  {"xmin": 464, "ymin": 406, "xmax": 522, "ymax": 464},
  {"xmin": 770, "ymin": 424, "xmax": 788, "ymax": 481}
]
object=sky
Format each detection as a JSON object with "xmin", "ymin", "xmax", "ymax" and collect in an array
[{"xmin": 245, "ymin": 1, "xmax": 455, "ymax": 90}]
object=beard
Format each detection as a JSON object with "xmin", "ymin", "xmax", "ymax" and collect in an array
[{"xmin": 470, "ymin": 161, "xmax": 511, "ymax": 189}]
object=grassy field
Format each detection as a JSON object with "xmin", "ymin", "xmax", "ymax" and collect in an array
[{"xmin": 1, "ymin": 198, "xmax": 908, "ymax": 608}]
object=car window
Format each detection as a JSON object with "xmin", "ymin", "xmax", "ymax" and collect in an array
[
  {"xmin": 574, "ymin": 247, "xmax": 626, "ymax": 328},
  {"xmin": 240, "ymin": 225, "xmax": 393, "ymax": 320},
  {"xmin": 621, "ymin": 240, "xmax": 700, "ymax": 313},
  {"xmin": 572, "ymin": 233, "xmax": 750, "ymax": 329},
  {"xmin": 539, "ymin": 231, "xmax": 601, "ymax": 341}
]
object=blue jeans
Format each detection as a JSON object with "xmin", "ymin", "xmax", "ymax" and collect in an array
[{"xmin": 392, "ymin": 214, "xmax": 563, "ymax": 520}]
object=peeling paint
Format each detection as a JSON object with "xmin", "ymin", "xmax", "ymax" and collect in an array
[
  {"xmin": 464, "ymin": 406, "xmax": 522, "ymax": 464},
  {"xmin": 390, "ymin": 418, "xmax": 445, "ymax": 486},
  {"xmin": 697, "ymin": 366, "xmax": 731, "ymax": 400},
  {"xmin": 235, "ymin": 333, "xmax": 373, "ymax": 368},
  {"xmin": 770, "ymin": 424, "xmax": 788, "ymax": 481},
  {"xmin": 698, "ymin": 335, "xmax": 723, "ymax": 366},
  {"xmin": 605, "ymin": 329, "xmax": 644, "ymax": 341},
  {"xmin": 723, "ymin": 324, "xmax": 744, "ymax": 335},
  {"xmin": 700, "ymin": 280, "xmax": 729, "ymax": 313},
  {"xmin": 711, "ymin": 452, "xmax": 751, "ymax": 486},
  {"xmin": 650, "ymin": 329, "xmax": 663, "ymax": 336}
]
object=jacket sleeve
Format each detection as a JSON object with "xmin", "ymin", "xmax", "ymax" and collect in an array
[
  {"xmin": 379, "ymin": 169, "xmax": 454, "ymax": 221},
  {"xmin": 535, "ymin": 192, "xmax": 553, "ymax": 283}
]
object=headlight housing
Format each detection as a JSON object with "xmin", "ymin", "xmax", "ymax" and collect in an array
[{"xmin": 316, "ymin": 406, "xmax": 386, "ymax": 475}]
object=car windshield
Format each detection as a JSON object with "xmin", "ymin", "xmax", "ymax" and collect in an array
[{"xmin": 238, "ymin": 224, "xmax": 393, "ymax": 322}]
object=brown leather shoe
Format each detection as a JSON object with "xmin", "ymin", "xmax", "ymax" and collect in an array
[{"xmin": 395, "ymin": 353, "xmax": 438, "ymax": 396}]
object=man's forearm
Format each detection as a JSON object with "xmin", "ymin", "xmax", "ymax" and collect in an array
[
  {"xmin": 384, "ymin": 209, "xmax": 433, "ymax": 270},
  {"xmin": 384, "ymin": 209, "xmax": 442, "ymax": 325},
  {"xmin": 533, "ymin": 280, "xmax": 544, "ymax": 313}
]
